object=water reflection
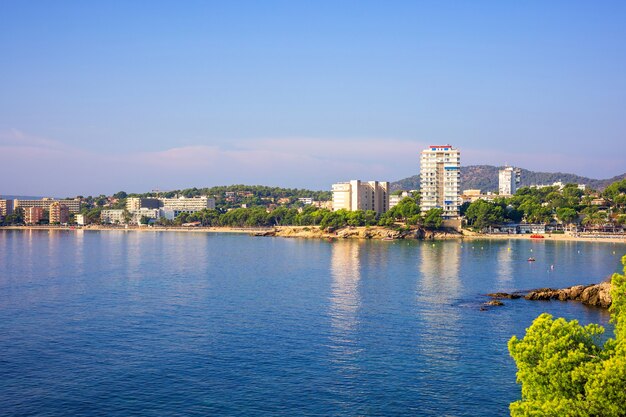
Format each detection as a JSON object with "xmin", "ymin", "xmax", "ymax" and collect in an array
[
  {"xmin": 329, "ymin": 241, "xmax": 362, "ymax": 336},
  {"xmin": 416, "ymin": 242, "xmax": 463, "ymax": 362},
  {"xmin": 497, "ymin": 244, "xmax": 513, "ymax": 285},
  {"xmin": 46, "ymin": 229, "xmax": 62, "ymax": 277},
  {"xmin": 125, "ymin": 231, "xmax": 143, "ymax": 281},
  {"xmin": 74, "ymin": 229, "xmax": 85, "ymax": 277},
  {"xmin": 419, "ymin": 241, "xmax": 462, "ymax": 301}
]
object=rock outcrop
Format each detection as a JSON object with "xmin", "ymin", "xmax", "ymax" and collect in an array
[
  {"xmin": 272, "ymin": 226, "xmax": 448, "ymax": 240},
  {"xmin": 524, "ymin": 282, "xmax": 612, "ymax": 308},
  {"xmin": 488, "ymin": 282, "xmax": 612, "ymax": 308},
  {"xmin": 486, "ymin": 292, "xmax": 522, "ymax": 299}
]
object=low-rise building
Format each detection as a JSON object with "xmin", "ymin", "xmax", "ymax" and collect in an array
[
  {"xmin": 160, "ymin": 196, "xmax": 215, "ymax": 216},
  {"xmin": 126, "ymin": 197, "xmax": 161, "ymax": 212},
  {"xmin": 332, "ymin": 180, "xmax": 389, "ymax": 214},
  {"xmin": 159, "ymin": 209, "xmax": 176, "ymax": 221},
  {"xmin": 529, "ymin": 181, "xmax": 587, "ymax": 191},
  {"xmin": 389, "ymin": 191, "xmax": 414, "ymax": 209},
  {"xmin": 460, "ymin": 189, "xmax": 499, "ymax": 204},
  {"xmin": 518, "ymin": 224, "xmax": 547, "ymax": 234},
  {"xmin": 298, "ymin": 198, "xmax": 313, "ymax": 205},
  {"xmin": 75, "ymin": 214, "xmax": 86, "ymax": 226},
  {"xmin": 132, "ymin": 208, "xmax": 160, "ymax": 224},
  {"xmin": 49, "ymin": 202, "xmax": 69, "ymax": 224},
  {"xmin": 24, "ymin": 207, "xmax": 45, "ymax": 224},
  {"xmin": 101, "ymin": 209, "xmax": 126, "ymax": 224},
  {"xmin": 14, "ymin": 198, "xmax": 81, "ymax": 213},
  {"xmin": 312, "ymin": 200, "xmax": 333, "ymax": 210},
  {"xmin": 591, "ymin": 198, "xmax": 608, "ymax": 206},
  {"xmin": 0, "ymin": 199, "xmax": 14, "ymax": 216}
]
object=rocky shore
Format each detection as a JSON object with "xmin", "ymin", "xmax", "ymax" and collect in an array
[
  {"xmin": 487, "ymin": 281, "xmax": 612, "ymax": 308},
  {"xmin": 5, "ymin": 225, "xmax": 625, "ymax": 243},
  {"xmin": 268, "ymin": 226, "xmax": 461, "ymax": 240}
]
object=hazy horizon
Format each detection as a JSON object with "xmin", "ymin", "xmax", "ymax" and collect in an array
[
  {"xmin": 2, "ymin": 2, "xmax": 625, "ymax": 196},
  {"xmin": 2, "ymin": 162, "xmax": 624, "ymax": 199}
]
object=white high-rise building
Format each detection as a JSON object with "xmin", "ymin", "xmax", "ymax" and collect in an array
[
  {"xmin": 420, "ymin": 145, "xmax": 461, "ymax": 218},
  {"xmin": 331, "ymin": 180, "xmax": 389, "ymax": 214},
  {"xmin": 498, "ymin": 166, "xmax": 521, "ymax": 196}
]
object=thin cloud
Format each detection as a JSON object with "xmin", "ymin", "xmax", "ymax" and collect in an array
[
  {"xmin": 1, "ymin": 129, "xmax": 622, "ymax": 196},
  {"xmin": 0, "ymin": 129, "xmax": 76, "ymax": 152}
]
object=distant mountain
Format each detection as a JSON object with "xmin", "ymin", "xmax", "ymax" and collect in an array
[
  {"xmin": 391, "ymin": 165, "xmax": 626, "ymax": 192},
  {"xmin": 0, "ymin": 195, "xmax": 45, "ymax": 200}
]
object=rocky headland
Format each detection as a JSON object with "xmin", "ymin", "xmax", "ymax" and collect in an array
[
  {"xmin": 264, "ymin": 226, "xmax": 462, "ymax": 240},
  {"xmin": 487, "ymin": 281, "xmax": 612, "ymax": 308}
]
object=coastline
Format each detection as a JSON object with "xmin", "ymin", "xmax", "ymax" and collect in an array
[
  {"xmin": 460, "ymin": 232, "xmax": 626, "ymax": 244},
  {"xmin": 3, "ymin": 225, "xmax": 626, "ymax": 244}
]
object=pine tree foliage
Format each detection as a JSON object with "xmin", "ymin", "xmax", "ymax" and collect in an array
[{"xmin": 508, "ymin": 256, "xmax": 626, "ymax": 416}]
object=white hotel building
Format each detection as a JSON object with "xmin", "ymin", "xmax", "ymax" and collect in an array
[
  {"xmin": 420, "ymin": 145, "xmax": 461, "ymax": 218},
  {"xmin": 160, "ymin": 196, "xmax": 215, "ymax": 217},
  {"xmin": 332, "ymin": 180, "xmax": 389, "ymax": 215}
]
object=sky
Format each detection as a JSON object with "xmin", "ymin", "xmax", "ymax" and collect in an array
[{"xmin": 1, "ymin": 1, "xmax": 625, "ymax": 196}]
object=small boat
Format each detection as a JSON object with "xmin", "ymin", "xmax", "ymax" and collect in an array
[
  {"xmin": 382, "ymin": 237, "xmax": 394, "ymax": 241},
  {"xmin": 528, "ymin": 257, "xmax": 536, "ymax": 262}
]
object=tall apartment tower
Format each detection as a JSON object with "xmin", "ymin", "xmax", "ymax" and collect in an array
[
  {"xmin": 498, "ymin": 166, "xmax": 521, "ymax": 196},
  {"xmin": 420, "ymin": 145, "xmax": 461, "ymax": 218},
  {"xmin": 332, "ymin": 180, "xmax": 389, "ymax": 214}
]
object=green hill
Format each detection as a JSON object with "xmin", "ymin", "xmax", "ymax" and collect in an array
[{"xmin": 391, "ymin": 165, "xmax": 626, "ymax": 192}]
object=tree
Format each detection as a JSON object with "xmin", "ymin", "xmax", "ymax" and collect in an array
[
  {"xmin": 581, "ymin": 208, "xmax": 607, "ymax": 229},
  {"xmin": 377, "ymin": 212, "xmax": 396, "ymax": 227},
  {"xmin": 422, "ymin": 208, "xmax": 443, "ymax": 229},
  {"xmin": 2, "ymin": 208, "xmax": 24, "ymax": 225},
  {"xmin": 459, "ymin": 201, "xmax": 471, "ymax": 217},
  {"xmin": 395, "ymin": 197, "xmax": 420, "ymax": 223},
  {"xmin": 84, "ymin": 207, "xmax": 102, "ymax": 225},
  {"xmin": 604, "ymin": 179, "xmax": 626, "ymax": 205},
  {"xmin": 122, "ymin": 209, "xmax": 132, "ymax": 224},
  {"xmin": 346, "ymin": 210, "xmax": 366, "ymax": 227},
  {"xmin": 363, "ymin": 210, "xmax": 379, "ymax": 226},
  {"xmin": 556, "ymin": 207, "xmax": 578, "ymax": 225},
  {"xmin": 320, "ymin": 210, "xmax": 349, "ymax": 230},
  {"xmin": 508, "ymin": 255, "xmax": 626, "ymax": 416},
  {"xmin": 465, "ymin": 200, "xmax": 505, "ymax": 230}
]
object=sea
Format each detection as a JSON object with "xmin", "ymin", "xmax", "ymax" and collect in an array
[{"xmin": 0, "ymin": 229, "xmax": 624, "ymax": 416}]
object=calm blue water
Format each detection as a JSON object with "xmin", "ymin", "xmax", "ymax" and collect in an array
[{"xmin": 0, "ymin": 230, "xmax": 624, "ymax": 416}]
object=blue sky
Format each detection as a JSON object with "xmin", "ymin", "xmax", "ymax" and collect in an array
[{"xmin": 1, "ymin": 1, "xmax": 625, "ymax": 196}]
